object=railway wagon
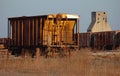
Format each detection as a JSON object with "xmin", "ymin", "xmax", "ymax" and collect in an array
[
  {"xmin": 0, "ymin": 38, "xmax": 8, "ymax": 49},
  {"xmin": 8, "ymin": 14, "xmax": 80, "ymax": 56},
  {"xmin": 89, "ymin": 31, "xmax": 116, "ymax": 50},
  {"xmin": 79, "ymin": 31, "xmax": 117, "ymax": 50},
  {"xmin": 79, "ymin": 32, "xmax": 91, "ymax": 48},
  {"xmin": 115, "ymin": 31, "xmax": 120, "ymax": 48}
]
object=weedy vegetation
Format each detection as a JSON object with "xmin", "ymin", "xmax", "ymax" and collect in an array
[{"xmin": 0, "ymin": 48, "xmax": 120, "ymax": 76}]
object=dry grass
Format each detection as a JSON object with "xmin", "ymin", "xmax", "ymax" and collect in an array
[{"xmin": 0, "ymin": 48, "xmax": 120, "ymax": 76}]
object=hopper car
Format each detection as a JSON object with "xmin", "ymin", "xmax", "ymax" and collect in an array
[
  {"xmin": 90, "ymin": 31, "xmax": 115, "ymax": 50},
  {"xmin": 115, "ymin": 31, "xmax": 120, "ymax": 48},
  {"xmin": 79, "ymin": 32, "xmax": 91, "ymax": 48},
  {"xmin": 8, "ymin": 14, "xmax": 80, "ymax": 56},
  {"xmin": 7, "ymin": 13, "xmax": 120, "ymax": 57},
  {"xmin": 79, "ymin": 31, "xmax": 120, "ymax": 50}
]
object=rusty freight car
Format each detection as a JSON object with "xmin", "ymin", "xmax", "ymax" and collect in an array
[
  {"xmin": 115, "ymin": 30, "xmax": 120, "ymax": 48},
  {"xmin": 89, "ymin": 31, "xmax": 116, "ymax": 50},
  {"xmin": 78, "ymin": 31, "xmax": 118, "ymax": 50},
  {"xmin": 79, "ymin": 32, "xmax": 91, "ymax": 48},
  {"xmin": 8, "ymin": 14, "xmax": 80, "ymax": 57}
]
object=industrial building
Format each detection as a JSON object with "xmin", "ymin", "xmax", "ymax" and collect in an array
[{"xmin": 87, "ymin": 11, "xmax": 112, "ymax": 32}]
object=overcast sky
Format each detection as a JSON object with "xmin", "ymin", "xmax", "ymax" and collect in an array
[{"xmin": 0, "ymin": 0, "xmax": 120, "ymax": 37}]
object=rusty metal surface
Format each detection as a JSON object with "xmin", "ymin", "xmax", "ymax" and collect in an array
[
  {"xmin": 79, "ymin": 31, "xmax": 118, "ymax": 50},
  {"xmin": 7, "ymin": 14, "xmax": 120, "ymax": 52},
  {"xmin": 8, "ymin": 17, "xmax": 43, "ymax": 47},
  {"xmin": 79, "ymin": 33, "xmax": 91, "ymax": 47},
  {"xmin": 116, "ymin": 31, "xmax": 120, "ymax": 47},
  {"xmin": 90, "ymin": 31, "xmax": 115, "ymax": 49},
  {"xmin": 8, "ymin": 14, "xmax": 79, "ymax": 50}
]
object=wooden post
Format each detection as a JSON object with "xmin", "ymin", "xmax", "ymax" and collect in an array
[
  {"xmin": 21, "ymin": 48, "xmax": 26, "ymax": 58},
  {"xmin": 77, "ymin": 18, "xmax": 80, "ymax": 50},
  {"xmin": 21, "ymin": 48, "xmax": 30, "ymax": 58},
  {"xmin": 6, "ymin": 50, "xmax": 9, "ymax": 60},
  {"xmin": 36, "ymin": 48, "xmax": 40, "ymax": 59}
]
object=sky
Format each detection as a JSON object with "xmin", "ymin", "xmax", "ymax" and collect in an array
[{"xmin": 0, "ymin": 0, "xmax": 120, "ymax": 37}]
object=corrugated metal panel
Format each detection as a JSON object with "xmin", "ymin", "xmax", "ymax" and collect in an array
[
  {"xmin": 8, "ymin": 14, "xmax": 79, "ymax": 48},
  {"xmin": 79, "ymin": 33, "xmax": 91, "ymax": 47},
  {"xmin": 90, "ymin": 31, "xmax": 115, "ymax": 49},
  {"xmin": 9, "ymin": 17, "xmax": 44, "ymax": 47},
  {"xmin": 116, "ymin": 31, "xmax": 120, "ymax": 47}
]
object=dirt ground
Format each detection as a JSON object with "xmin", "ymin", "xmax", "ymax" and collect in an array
[{"xmin": 0, "ymin": 48, "xmax": 120, "ymax": 76}]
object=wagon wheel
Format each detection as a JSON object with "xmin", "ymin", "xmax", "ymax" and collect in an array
[
  {"xmin": 45, "ymin": 46, "xmax": 51, "ymax": 58},
  {"xmin": 59, "ymin": 47, "xmax": 65, "ymax": 57}
]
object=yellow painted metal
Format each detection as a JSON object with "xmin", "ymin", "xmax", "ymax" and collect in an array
[
  {"xmin": 43, "ymin": 16, "xmax": 75, "ymax": 45},
  {"xmin": 8, "ymin": 13, "xmax": 79, "ymax": 47}
]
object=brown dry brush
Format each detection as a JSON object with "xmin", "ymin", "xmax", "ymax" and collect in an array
[{"xmin": 0, "ymin": 48, "xmax": 120, "ymax": 76}]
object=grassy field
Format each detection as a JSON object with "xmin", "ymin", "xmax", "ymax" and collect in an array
[{"xmin": 0, "ymin": 48, "xmax": 120, "ymax": 76}]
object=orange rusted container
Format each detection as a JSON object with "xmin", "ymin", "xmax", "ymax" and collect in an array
[
  {"xmin": 90, "ymin": 31, "xmax": 115, "ymax": 50},
  {"xmin": 115, "ymin": 31, "xmax": 120, "ymax": 47},
  {"xmin": 8, "ymin": 14, "xmax": 80, "ymax": 52},
  {"xmin": 79, "ymin": 32, "xmax": 91, "ymax": 48}
]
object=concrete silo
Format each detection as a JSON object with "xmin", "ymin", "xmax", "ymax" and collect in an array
[{"xmin": 87, "ymin": 11, "xmax": 112, "ymax": 32}]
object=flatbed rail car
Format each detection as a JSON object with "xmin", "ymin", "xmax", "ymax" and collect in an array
[{"xmin": 8, "ymin": 14, "xmax": 80, "ymax": 56}]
